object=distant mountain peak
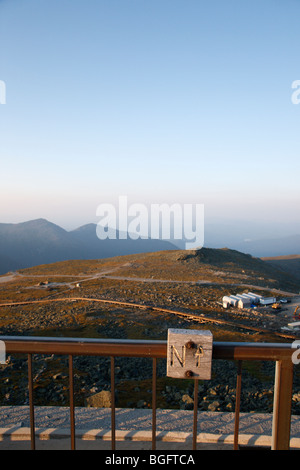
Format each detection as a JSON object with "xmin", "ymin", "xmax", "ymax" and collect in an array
[
  {"xmin": 18, "ymin": 218, "xmax": 51, "ymax": 225},
  {"xmin": 72, "ymin": 223, "xmax": 97, "ymax": 232},
  {"xmin": 0, "ymin": 218, "xmax": 177, "ymax": 274}
]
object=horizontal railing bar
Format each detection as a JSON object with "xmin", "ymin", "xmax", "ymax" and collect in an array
[
  {"xmin": 0, "ymin": 335, "xmax": 166, "ymax": 344},
  {"xmin": 0, "ymin": 337, "xmax": 167, "ymax": 358},
  {"xmin": 0, "ymin": 336, "xmax": 295, "ymax": 362},
  {"xmin": 212, "ymin": 342, "xmax": 294, "ymax": 362}
]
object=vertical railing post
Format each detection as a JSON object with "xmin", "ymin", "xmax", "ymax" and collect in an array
[
  {"xmin": 233, "ymin": 360, "xmax": 242, "ymax": 450},
  {"xmin": 272, "ymin": 359, "xmax": 294, "ymax": 450},
  {"xmin": 193, "ymin": 379, "xmax": 199, "ymax": 450},
  {"xmin": 111, "ymin": 356, "xmax": 116, "ymax": 450},
  {"xmin": 152, "ymin": 357, "xmax": 157, "ymax": 450},
  {"xmin": 28, "ymin": 353, "xmax": 35, "ymax": 450},
  {"xmin": 69, "ymin": 354, "xmax": 76, "ymax": 450}
]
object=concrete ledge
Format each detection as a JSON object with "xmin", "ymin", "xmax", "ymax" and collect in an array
[
  {"xmin": 1, "ymin": 407, "xmax": 300, "ymax": 449},
  {"xmin": 1, "ymin": 426, "xmax": 300, "ymax": 448}
]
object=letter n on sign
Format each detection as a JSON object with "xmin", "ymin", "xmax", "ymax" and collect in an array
[{"xmin": 167, "ymin": 329, "xmax": 212, "ymax": 380}]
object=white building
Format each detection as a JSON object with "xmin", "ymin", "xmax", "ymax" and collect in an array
[
  {"xmin": 238, "ymin": 298, "xmax": 252, "ymax": 309},
  {"xmin": 222, "ymin": 296, "xmax": 237, "ymax": 308},
  {"xmin": 260, "ymin": 297, "xmax": 276, "ymax": 305},
  {"xmin": 241, "ymin": 293, "xmax": 259, "ymax": 304},
  {"xmin": 223, "ymin": 291, "xmax": 271, "ymax": 309},
  {"xmin": 248, "ymin": 292, "xmax": 263, "ymax": 302},
  {"xmin": 229, "ymin": 295, "xmax": 240, "ymax": 306}
]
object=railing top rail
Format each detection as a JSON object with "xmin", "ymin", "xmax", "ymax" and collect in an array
[
  {"xmin": 0, "ymin": 335, "xmax": 296, "ymax": 362},
  {"xmin": 0, "ymin": 335, "xmax": 296, "ymax": 450}
]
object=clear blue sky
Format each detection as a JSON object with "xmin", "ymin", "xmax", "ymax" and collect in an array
[{"xmin": 0, "ymin": 0, "xmax": 300, "ymax": 232}]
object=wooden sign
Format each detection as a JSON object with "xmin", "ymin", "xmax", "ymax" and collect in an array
[{"xmin": 167, "ymin": 329, "xmax": 213, "ymax": 380}]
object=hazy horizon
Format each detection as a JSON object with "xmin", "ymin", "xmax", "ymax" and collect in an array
[{"xmin": 1, "ymin": 214, "xmax": 300, "ymax": 247}]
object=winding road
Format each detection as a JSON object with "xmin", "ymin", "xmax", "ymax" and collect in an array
[{"xmin": 0, "ymin": 266, "xmax": 299, "ymax": 340}]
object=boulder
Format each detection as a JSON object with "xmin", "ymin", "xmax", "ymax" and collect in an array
[{"xmin": 85, "ymin": 390, "xmax": 112, "ymax": 408}]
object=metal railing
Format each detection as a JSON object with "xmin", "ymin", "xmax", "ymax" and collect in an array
[{"xmin": 0, "ymin": 335, "xmax": 297, "ymax": 450}]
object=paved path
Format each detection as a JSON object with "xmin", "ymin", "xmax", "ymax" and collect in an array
[{"xmin": 0, "ymin": 406, "xmax": 300, "ymax": 450}]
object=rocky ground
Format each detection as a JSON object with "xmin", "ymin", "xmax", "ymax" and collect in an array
[{"xmin": 0, "ymin": 248, "xmax": 300, "ymax": 416}]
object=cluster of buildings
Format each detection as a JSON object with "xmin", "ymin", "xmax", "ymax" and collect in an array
[{"xmin": 222, "ymin": 292, "xmax": 276, "ymax": 310}]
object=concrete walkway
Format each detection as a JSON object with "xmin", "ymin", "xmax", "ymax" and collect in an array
[{"xmin": 0, "ymin": 406, "xmax": 300, "ymax": 450}]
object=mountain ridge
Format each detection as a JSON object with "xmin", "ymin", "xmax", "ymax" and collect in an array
[
  {"xmin": 0, "ymin": 218, "xmax": 177, "ymax": 274},
  {"xmin": 1, "ymin": 218, "xmax": 300, "ymax": 279},
  {"xmin": 262, "ymin": 254, "xmax": 300, "ymax": 281}
]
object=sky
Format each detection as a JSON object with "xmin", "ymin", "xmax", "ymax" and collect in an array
[{"xmin": 0, "ymin": 0, "xmax": 300, "ymax": 237}]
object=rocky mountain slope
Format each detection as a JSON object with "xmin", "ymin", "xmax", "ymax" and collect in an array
[
  {"xmin": 1, "ymin": 247, "xmax": 300, "ymax": 413},
  {"xmin": 263, "ymin": 254, "xmax": 300, "ymax": 281}
]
